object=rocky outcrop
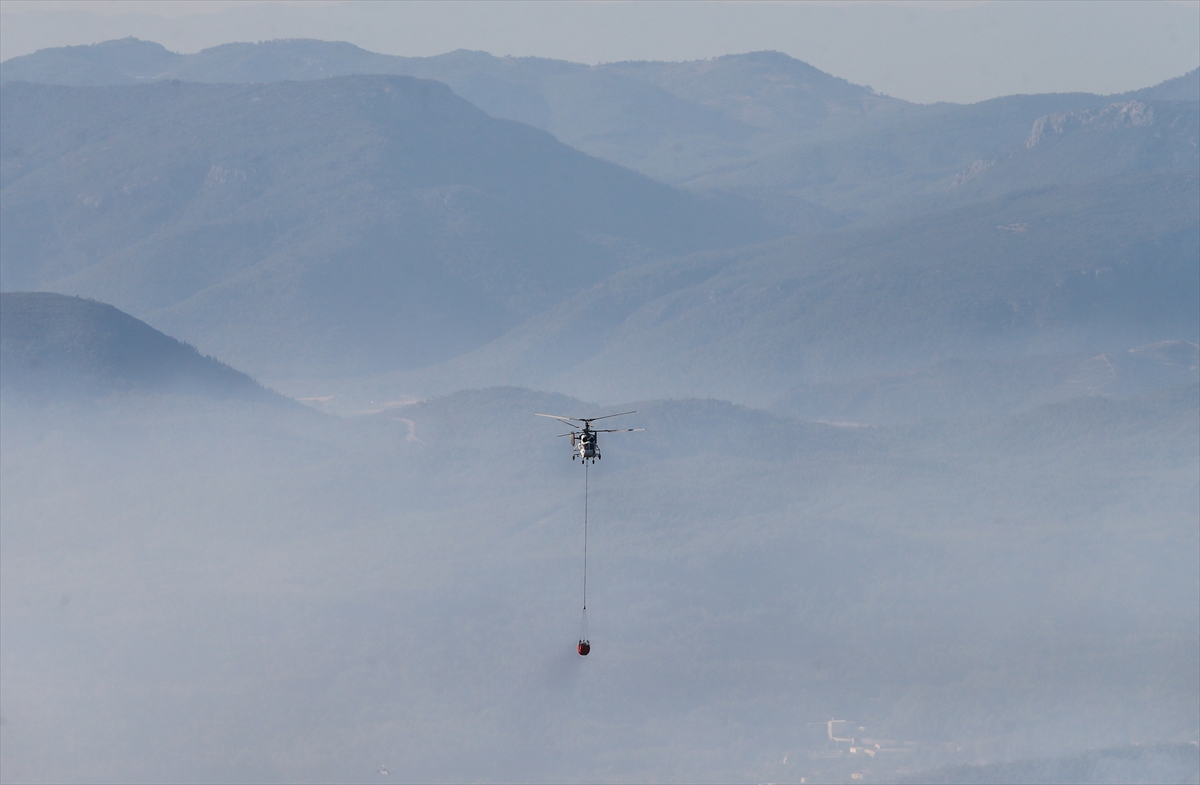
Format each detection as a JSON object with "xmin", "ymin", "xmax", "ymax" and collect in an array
[{"xmin": 1026, "ymin": 100, "xmax": 1155, "ymax": 147}]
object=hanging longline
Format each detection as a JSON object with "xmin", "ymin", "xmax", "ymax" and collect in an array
[
  {"xmin": 535, "ymin": 410, "xmax": 642, "ymax": 658},
  {"xmin": 583, "ymin": 461, "xmax": 588, "ymax": 612},
  {"xmin": 578, "ymin": 462, "xmax": 591, "ymax": 656}
]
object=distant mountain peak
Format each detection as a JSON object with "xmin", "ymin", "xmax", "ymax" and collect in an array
[
  {"xmin": 713, "ymin": 49, "xmax": 857, "ymax": 79},
  {"xmin": 0, "ymin": 36, "xmax": 182, "ymax": 85}
]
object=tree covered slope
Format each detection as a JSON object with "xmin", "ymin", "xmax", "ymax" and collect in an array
[
  {"xmin": 0, "ymin": 76, "xmax": 771, "ymax": 382},
  {"xmin": 0, "ymin": 291, "xmax": 280, "ymax": 401},
  {"xmin": 391, "ymin": 171, "xmax": 1198, "ymax": 405}
]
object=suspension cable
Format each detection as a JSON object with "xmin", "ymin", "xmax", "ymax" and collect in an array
[{"xmin": 583, "ymin": 461, "xmax": 588, "ymax": 612}]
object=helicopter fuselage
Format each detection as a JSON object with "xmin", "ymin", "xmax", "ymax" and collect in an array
[{"xmin": 572, "ymin": 430, "xmax": 599, "ymax": 462}]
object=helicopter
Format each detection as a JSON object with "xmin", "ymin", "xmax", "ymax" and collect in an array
[
  {"xmin": 535, "ymin": 411, "xmax": 644, "ymax": 464},
  {"xmin": 538, "ymin": 410, "xmax": 645, "ymax": 657}
]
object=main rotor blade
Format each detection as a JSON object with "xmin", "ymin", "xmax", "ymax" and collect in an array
[
  {"xmin": 535, "ymin": 412, "xmax": 584, "ymax": 425},
  {"xmin": 556, "ymin": 432, "xmax": 576, "ymax": 437},
  {"xmin": 536, "ymin": 410, "xmax": 636, "ymax": 425},
  {"xmin": 588, "ymin": 411, "xmax": 636, "ymax": 422},
  {"xmin": 594, "ymin": 427, "xmax": 646, "ymax": 433}
]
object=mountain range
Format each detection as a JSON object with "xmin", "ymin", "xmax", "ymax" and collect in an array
[
  {"xmin": 0, "ymin": 74, "xmax": 769, "ymax": 382},
  {"xmin": 2, "ymin": 38, "xmax": 1196, "ymax": 405},
  {"xmin": 1, "ymin": 36, "xmax": 1197, "ymax": 783},
  {"xmin": 0, "ymin": 39, "xmax": 915, "ymax": 185},
  {"xmin": 387, "ymin": 170, "xmax": 1198, "ymax": 406},
  {"xmin": 6, "ymin": 38, "xmax": 1194, "ymax": 206}
]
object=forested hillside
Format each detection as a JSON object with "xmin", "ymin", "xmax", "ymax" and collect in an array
[
  {"xmin": 0, "ymin": 291, "xmax": 282, "ymax": 401},
  {"xmin": 1, "ymin": 76, "xmax": 769, "ymax": 383},
  {"xmin": 389, "ymin": 171, "xmax": 1198, "ymax": 406}
]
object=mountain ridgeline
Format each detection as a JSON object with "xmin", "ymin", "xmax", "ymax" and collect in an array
[
  {"xmin": 0, "ymin": 291, "xmax": 280, "ymax": 401},
  {"xmin": 2, "ymin": 40, "xmax": 1197, "ymax": 407},
  {"xmin": 394, "ymin": 171, "xmax": 1199, "ymax": 406},
  {"xmin": 0, "ymin": 39, "xmax": 911, "ymax": 187},
  {"xmin": 0, "ymin": 74, "xmax": 771, "ymax": 382},
  {"xmin": 2, "ymin": 38, "xmax": 1194, "ymax": 210}
]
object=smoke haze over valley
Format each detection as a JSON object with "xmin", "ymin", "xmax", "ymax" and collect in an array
[{"xmin": 1, "ymin": 9, "xmax": 1198, "ymax": 784}]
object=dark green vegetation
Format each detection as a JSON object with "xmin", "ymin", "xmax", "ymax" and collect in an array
[
  {"xmin": 1, "ymin": 35, "xmax": 1197, "ymax": 784},
  {"xmin": 0, "ymin": 291, "xmax": 281, "ymax": 402}
]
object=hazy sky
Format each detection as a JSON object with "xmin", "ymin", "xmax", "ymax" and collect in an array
[{"xmin": 1, "ymin": 0, "xmax": 1197, "ymax": 103}]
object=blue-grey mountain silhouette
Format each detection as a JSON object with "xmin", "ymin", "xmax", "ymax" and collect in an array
[
  {"xmin": 0, "ymin": 291, "xmax": 282, "ymax": 401},
  {"xmin": 0, "ymin": 75, "xmax": 771, "ymax": 383}
]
